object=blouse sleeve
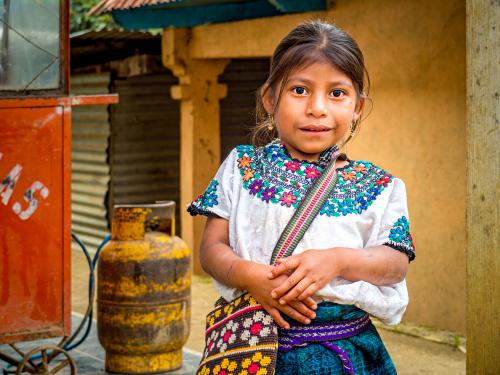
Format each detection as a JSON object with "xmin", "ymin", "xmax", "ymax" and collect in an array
[
  {"xmin": 187, "ymin": 149, "xmax": 238, "ymax": 220},
  {"xmin": 374, "ymin": 178, "xmax": 416, "ymax": 261}
]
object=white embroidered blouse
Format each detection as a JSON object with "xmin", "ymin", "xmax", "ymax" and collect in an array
[{"xmin": 188, "ymin": 142, "xmax": 415, "ymax": 325}]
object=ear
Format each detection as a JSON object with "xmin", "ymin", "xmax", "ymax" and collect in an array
[
  {"xmin": 353, "ymin": 96, "xmax": 366, "ymax": 122},
  {"xmin": 261, "ymin": 84, "xmax": 275, "ymax": 115}
]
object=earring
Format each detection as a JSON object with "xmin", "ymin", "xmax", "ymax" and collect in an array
[
  {"xmin": 267, "ymin": 114, "xmax": 275, "ymax": 132},
  {"xmin": 350, "ymin": 119, "xmax": 359, "ymax": 137}
]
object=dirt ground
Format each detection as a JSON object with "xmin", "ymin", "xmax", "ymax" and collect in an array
[{"xmin": 72, "ymin": 250, "xmax": 465, "ymax": 374}]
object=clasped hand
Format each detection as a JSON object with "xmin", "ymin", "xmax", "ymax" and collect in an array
[
  {"xmin": 269, "ymin": 249, "xmax": 341, "ymax": 311},
  {"xmin": 246, "ymin": 249, "xmax": 341, "ymax": 329}
]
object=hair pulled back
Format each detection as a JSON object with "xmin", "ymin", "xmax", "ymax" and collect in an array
[{"xmin": 253, "ymin": 20, "xmax": 370, "ymax": 146}]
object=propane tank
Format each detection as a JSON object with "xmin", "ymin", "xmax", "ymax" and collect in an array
[{"xmin": 97, "ymin": 202, "xmax": 190, "ymax": 374}]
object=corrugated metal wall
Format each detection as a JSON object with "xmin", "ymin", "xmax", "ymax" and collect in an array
[
  {"xmin": 110, "ymin": 73, "xmax": 180, "ymax": 231},
  {"xmin": 219, "ymin": 59, "xmax": 270, "ymax": 158},
  {"xmin": 71, "ymin": 73, "xmax": 111, "ymax": 252}
]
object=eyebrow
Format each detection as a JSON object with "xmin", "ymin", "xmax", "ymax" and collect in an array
[{"xmin": 287, "ymin": 78, "xmax": 354, "ymax": 88}]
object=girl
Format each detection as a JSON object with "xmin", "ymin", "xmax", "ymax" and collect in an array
[{"xmin": 188, "ymin": 21, "xmax": 415, "ymax": 375}]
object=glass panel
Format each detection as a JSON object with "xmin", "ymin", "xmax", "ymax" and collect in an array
[{"xmin": 0, "ymin": 0, "xmax": 60, "ymax": 92}]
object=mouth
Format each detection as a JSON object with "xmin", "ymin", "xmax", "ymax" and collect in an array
[{"xmin": 299, "ymin": 125, "xmax": 332, "ymax": 133}]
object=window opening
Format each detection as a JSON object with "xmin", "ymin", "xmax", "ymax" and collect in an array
[{"xmin": 0, "ymin": 0, "xmax": 61, "ymax": 93}]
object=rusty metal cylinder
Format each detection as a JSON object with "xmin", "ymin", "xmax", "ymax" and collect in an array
[{"xmin": 97, "ymin": 202, "xmax": 190, "ymax": 374}]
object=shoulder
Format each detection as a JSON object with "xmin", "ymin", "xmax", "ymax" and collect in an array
[
  {"xmin": 220, "ymin": 145, "xmax": 257, "ymax": 169},
  {"xmin": 234, "ymin": 144, "xmax": 256, "ymax": 155},
  {"xmin": 343, "ymin": 160, "xmax": 408, "ymax": 205},
  {"xmin": 318, "ymin": 159, "xmax": 409, "ymax": 217},
  {"xmin": 339, "ymin": 159, "xmax": 391, "ymax": 185},
  {"xmin": 232, "ymin": 143, "xmax": 276, "ymax": 170},
  {"xmin": 342, "ymin": 159, "xmax": 404, "ymax": 187}
]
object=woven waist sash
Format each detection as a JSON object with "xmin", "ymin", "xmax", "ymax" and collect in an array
[{"xmin": 278, "ymin": 314, "xmax": 372, "ymax": 374}]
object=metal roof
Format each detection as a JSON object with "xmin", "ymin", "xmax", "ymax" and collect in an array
[
  {"xmin": 90, "ymin": 0, "xmax": 184, "ymax": 15},
  {"xmin": 70, "ymin": 29, "xmax": 159, "ymax": 41}
]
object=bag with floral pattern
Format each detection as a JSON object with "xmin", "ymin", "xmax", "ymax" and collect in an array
[{"xmin": 196, "ymin": 154, "xmax": 341, "ymax": 375}]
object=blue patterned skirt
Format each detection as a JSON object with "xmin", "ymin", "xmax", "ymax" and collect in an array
[{"xmin": 276, "ymin": 302, "xmax": 396, "ymax": 375}]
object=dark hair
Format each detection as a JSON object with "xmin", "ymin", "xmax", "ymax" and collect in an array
[{"xmin": 252, "ymin": 20, "xmax": 370, "ymax": 146}]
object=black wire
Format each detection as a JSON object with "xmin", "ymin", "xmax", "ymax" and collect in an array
[
  {"xmin": 60, "ymin": 233, "xmax": 96, "ymax": 351},
  {"xmin": 64, "ymin": 234, "xmax": 110, "ymax": 351}
]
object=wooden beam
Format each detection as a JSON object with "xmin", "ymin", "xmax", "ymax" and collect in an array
[{"xmin": 466, "ymin": 0, "xmax": 500, "ymax": 372}]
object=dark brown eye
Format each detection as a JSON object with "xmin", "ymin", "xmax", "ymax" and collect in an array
[
  {"xmin": 293, "ymin": 86, "xmax": 306, "ymax": 95},
  {"xmin": 331, "ymin": 89, "xmax": 344, "ymax": 97}
]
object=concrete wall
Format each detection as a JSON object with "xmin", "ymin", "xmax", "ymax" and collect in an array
[{"xmin": 187, "ymin": 0, "xmax": 466, "ymax": 333}]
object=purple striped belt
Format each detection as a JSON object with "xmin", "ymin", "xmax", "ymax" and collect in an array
[{"xmin": 278, "ymin": 314, "xmax": 372, "ymax": 374}]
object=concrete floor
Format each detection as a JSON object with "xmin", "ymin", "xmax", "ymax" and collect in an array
[
  {"xmin": 0, "ymin": 314, "xmax": 201, "ymax": 375},
  {"xmin": 71, "ymin": 249, "xmax": 465, "ymax": 374}
]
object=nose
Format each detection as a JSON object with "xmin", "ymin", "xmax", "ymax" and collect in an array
[{"xmin": 307, "ymin": 93, "xmax": 328, "ymax": 117}]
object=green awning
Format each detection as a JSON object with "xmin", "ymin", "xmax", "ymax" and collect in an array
[{"xmin": 92, "ymin": 0, "xmax": 327, "ymax": 30}]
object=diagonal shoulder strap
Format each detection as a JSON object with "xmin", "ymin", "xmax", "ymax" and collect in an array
[{"xmin": 270, "ymin": 153, "xmax": 343, "ymax": 266}]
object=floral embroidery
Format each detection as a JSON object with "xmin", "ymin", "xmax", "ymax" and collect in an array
[
  {"xmin": 204, "ymin": 329, "xmax": 220, "ymax": 358},
  {"xmin": 376, "ymin": 174, "xmax": 392, "ymax": 187},
  {"xmin": 353, "ymin": 164, "xmax": 367, "ymax": 174},
  {"xmin": 342, "ymin": 171, "xmax": 356, "ymax": 181},
  {"xmin": 189, "ymin": 142, "xmax": 395, "ymax": 217},
  {"xmin": 239, "ymin": 352, "xmax": 272, "ymax": 375},
  {"xmin": 385, "ymin": 216, "xmax": 415, "ymax": 260},
  {"xmin": 235, "ymin": 143, "xmax": 393, "ymax": 216},
  {"xmin": 201, "ymin": 293, "xmax": 277, "ymax": 374},
  {"xmin": 240, "ymin": 311, "xmax": 275, "ymax": 347},
  {"xmin": 248, "ymin": 179, "xmax": 264, "ymax": 195},
  {"xmin": 213, "ymin": 358, "xmax": 238, "ymax": 375},
  {"xmin": 279, "ymin": 191, "xmax": 297, "ymax": 207},
  {"xmin": 216, "ymin": 320, "xmax": 239, "ymax": 352},
  {"xmin": 284, "ymin": 160, "xmax": 300, "ymax": 172},
  {"xmin": 188, "ymin": 179, "xmax": 220, "ymax": 215},
  {"xmin": 238, "ymin": 156, "xmax": 252, "ymax": 169},
  {"xmin": 261, "ymin": 187, "xmax": 277, "ymax": 203},
  {"xmin": 304, "ymin": 165, "xmax": 320, "ymax": 180},
  {"xmin": 243, "ymin": 169, "xmax": 255, "ymax": 182}
]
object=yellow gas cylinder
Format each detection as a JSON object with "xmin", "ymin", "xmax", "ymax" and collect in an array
[{"xmin": 97, "ymin": 202, "xmax": 190, "ymax": 374}]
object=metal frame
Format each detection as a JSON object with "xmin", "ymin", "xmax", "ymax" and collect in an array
[{"xmin": 0, "ymin": 0, "xmax": 69, "ymax": 97}]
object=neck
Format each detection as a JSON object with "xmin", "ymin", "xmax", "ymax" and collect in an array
[{"xmin": 280, "ymin": 142, "xmax": 339, "ymax": 163}]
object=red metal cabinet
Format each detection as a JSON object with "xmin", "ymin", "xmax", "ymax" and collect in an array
[
  {"xmin": 0, "ymin": 0, "xmax": 118, "ymax": 347},
  {"xmin": 0, "ymin": 98, "xmax": 72, "ymax": 343}
]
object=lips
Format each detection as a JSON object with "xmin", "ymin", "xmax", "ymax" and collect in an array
[{"xmin": 299, "ymin": 125, "xmax": 332, "ymax": 132}]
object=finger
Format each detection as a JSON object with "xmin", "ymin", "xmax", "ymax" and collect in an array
[
  {"xmin": 289, "ymin": 300, "xmax": 316, "ymax": 320},
  {"xmin": 302, "ymin": 296, "xmax": 318, "ymax": 310},
  {"xmin": 279, "ymin": 277, "xmax": 313, "ymax": 304},
  {"xmin": 269, "ymin": 257, "xmax": 300, "ymax": 278},
  {"xmin": 297, "ymin": 284, "xmax": 321, "ymax": 302},
  {"xmin": 279, "ymin": 304, "xmax": 312, "ymax": 325},
  {"xmin": 271, "ymin": 268, "xmax": 307, "ymax": 299},
  {"xmin": 266, "ymin": 307, "xmax": 290, "ymax": 329},
  {"xmin": 279, "ymin": 305, "xmax": 311, "ymax": 324}
]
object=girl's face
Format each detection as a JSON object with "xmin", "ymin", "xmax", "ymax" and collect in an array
[{"xmin": 263, "ymin": 61, "xmax": 364, "ymax": 162}]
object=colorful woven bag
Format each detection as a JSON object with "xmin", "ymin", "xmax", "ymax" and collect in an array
[{"xmin": 196, "ymin": 153, "xmax": 343, "ymax": 375}]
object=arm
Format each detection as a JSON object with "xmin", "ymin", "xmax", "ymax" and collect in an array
[
  {"xmin": 268, "ymin": 245, "xmax": 409, "ymax": 304},
  {"xmin": 200, "ymin": 216, "xmax": 317, "ymax": 328}
]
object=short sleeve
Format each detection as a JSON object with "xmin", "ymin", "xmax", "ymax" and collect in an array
[
  {"xmin": 187, "ymin": 149, "xmax": 238, "ymax": 220},
  {"xmin": 375, "ymin": 178, "xmax": 416, "ymax": 261}
]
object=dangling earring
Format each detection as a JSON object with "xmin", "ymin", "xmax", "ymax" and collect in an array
[
  {"xmin": 267, "ymin": 113, "xmax": 275, "ymax": 132},
  {"xmin": 350, "ymin": 118, "xmax": 359, "ymax": 138}
]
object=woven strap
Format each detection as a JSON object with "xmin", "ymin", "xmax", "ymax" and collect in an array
[{"xmin": 270, "ymin": 153, "xmax": 342, "ymax": 265}]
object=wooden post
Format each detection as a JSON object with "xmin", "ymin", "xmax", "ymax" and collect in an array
[
  {"xmin": 162, "ymin": 28, "xmax": 229, "ymax": 274},
  {"xmin": 466, "ymin": 0, "xmax": 499, "ymax": 372}
]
